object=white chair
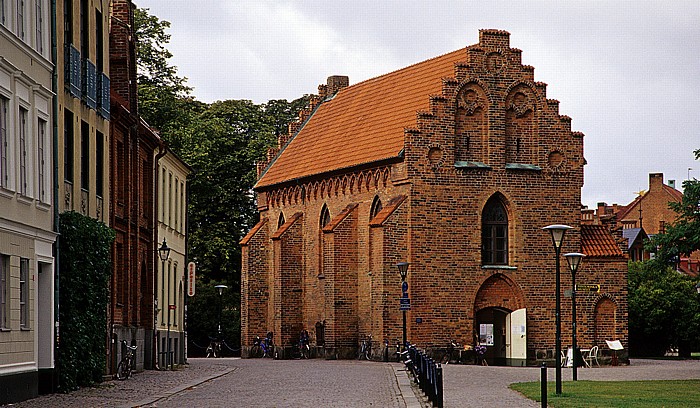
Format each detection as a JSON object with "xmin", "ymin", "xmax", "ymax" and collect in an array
[{"xmin": 585, "ymin": 345, "xmax": 600, "ymax": 367}]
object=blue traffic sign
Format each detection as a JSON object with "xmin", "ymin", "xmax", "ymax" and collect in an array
[{"xmin": 402, "ymin": 281, "xmax": 408, "ymax": 293}]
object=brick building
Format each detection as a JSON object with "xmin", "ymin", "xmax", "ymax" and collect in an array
[
  {"xmin": 242, "ymin": 30, "xmax": 628, "ymax": 365},
  {"xmin": 108, "ymin": 0, "xmax": 162, "ymax": 373}
]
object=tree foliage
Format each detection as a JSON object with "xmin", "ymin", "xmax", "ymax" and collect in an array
[
  {"xmin": 58, "ymin": 212, "xmax": 115, "ymax": 391},
  {"xmin": 628, "ymin": 261, "xmax": 700, "ymax": 357},
  {"xmin": 133, "ymin": 8, "xmax": 309, "ymax": 347}
]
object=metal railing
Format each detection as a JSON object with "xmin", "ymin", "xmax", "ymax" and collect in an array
[{"xmin": 408, "ymin": 345, "xmax": 443, "ymax": 408}]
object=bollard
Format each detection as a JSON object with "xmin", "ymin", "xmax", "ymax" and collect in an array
[{"xmin": 541, "ymin": 362, "xmax": 547, "ymax": 408}]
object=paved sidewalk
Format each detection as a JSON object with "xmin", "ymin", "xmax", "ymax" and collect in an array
[{"xmin": 5, "ymin": 358, "xmax": 699, "ymax": 407}]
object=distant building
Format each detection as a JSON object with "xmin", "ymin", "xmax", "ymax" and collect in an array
[
  {"xmin": 242, "ymin": 30, "xmax": 629, "ymax": 365},
  {"xmin": 0, "ymin": 1, "xmax": 58, "ymax": 403},
  {"xmin": 156, "ymin": 147, "xmax": 190, "ymax": 368}
]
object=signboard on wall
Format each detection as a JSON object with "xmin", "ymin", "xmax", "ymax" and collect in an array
[
  {"xmin": 187, "ymin": 262, "xmax": 196, "ymax": 296},
  {"xmin": 479, "ymin": 323, "xmax": 494, "ymax": 346}
]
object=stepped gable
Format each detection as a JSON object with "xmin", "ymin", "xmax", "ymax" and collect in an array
[{"xmin": 255, "ymin": 29, "xmax": 580, "ymax": 189}]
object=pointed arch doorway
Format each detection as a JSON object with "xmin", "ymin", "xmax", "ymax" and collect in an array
[{"xmin": 474, "ymin": 273, "xmax": 527, "ymax": 366}]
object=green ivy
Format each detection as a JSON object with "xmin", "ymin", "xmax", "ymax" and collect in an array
[{"xmin": 57, "ymin": 212, "xmax": 115, "ymax": 391}]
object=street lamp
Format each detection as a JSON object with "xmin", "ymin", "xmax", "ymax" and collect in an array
[
  {"xmin": 542, "ymin": 224, "xmax": 572, "ymax": 395},
  {"xmin": 564, "ymin": 252, "xmax": 585, "ymax": 381},
  {"xmin": 396, "ymin": 262, "xmax": 409, "ymax": 350},
  {"xmin": 215, "ymin": 284, "xmax": 228, "ymax": 338},
  {"xmin": 158, "ymin": 239, "xmax": 171, "ymax": 369}
]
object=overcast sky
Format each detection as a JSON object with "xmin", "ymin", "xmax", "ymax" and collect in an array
[{"xmin": 136, "ymin": 0, "xmax": 699, "ymax": 209}]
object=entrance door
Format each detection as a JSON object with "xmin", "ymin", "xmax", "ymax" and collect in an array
[{"xmin": 505, "ymin": 308, "xmax": 527, "ymax": 366}]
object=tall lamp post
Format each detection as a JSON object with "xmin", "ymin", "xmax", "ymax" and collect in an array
[
  {"xmin": 215, "ymin": 284, "xmax": 228, "ymax": 338},
  {"xmin": 158, "ymin": 239, "xmax": 171, "ymax": 369},
  {"xmin": 564, "ymin": 252, "xmax": 585, "ymax": 381},
  {"xmin": 396, "ymin": 262, "xmax": 409, "ymax": 350},
  {"xmin": 543, "ymin": 224, "xmax": 571, "ymax": 395}
]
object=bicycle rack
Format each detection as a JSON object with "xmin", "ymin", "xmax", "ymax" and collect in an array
[{"xmin": 408, "ymin": 345, "xmax": 444, "ymax": 408}]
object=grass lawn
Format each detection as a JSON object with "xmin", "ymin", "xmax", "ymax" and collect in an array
[{"xmin": 510, "ymin": 379, "xmax": 700, "ymax": 407}]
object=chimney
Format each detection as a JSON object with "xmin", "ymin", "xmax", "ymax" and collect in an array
[
  {"xmin": 668, "ymin": 180, "xmax": 676, "ymax": 189},
  {"xmin": 649, "ymin": 173, "xmax": 664, "ymax": 192},
  {"xmin": 326, "ymin": 75, "xmax": 349, "ymax": 96}
]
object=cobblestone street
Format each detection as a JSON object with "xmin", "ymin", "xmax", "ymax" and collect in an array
[{"xmin": 5, "ymin": 358, "xmax": 700, "ymax": 407}]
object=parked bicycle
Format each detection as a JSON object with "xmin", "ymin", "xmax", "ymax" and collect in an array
[
  {"xmin": 251, "ymin": 332, "xmax": 274, "ymax": 358},
  {"xmin": 116, "ymin": 341, "xmax": 137, "ymax": 380},
  {"xmin": 358, "ymin": 334, "xmax": 373, "ymax": 360},
  {"xmin": 441, "ymin": 339, "xmax": 461, "ymax": 364},
  {"xmin": 206, "ymin": 337, "xmax": 222, "ymax": 358}
]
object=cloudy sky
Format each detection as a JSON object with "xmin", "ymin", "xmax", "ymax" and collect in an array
[{"xmin": 136, "ymin": 0, "xmax": 699, "ymax": 209}]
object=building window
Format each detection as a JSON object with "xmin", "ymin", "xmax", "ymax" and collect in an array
[
  {"xmin": 16, "ymin": 0, "xmax": 25, "ymax": 40},
  {"xmin": 168, "ymin": 173, "xmax": 172, "ymax": 226},
  {"xmin": 0, "ymin": 96, "xmax": 7, "ymax": 188},
  {"xmin": 180, "ymin": 181, "xmax": 185, "ymax": 230},
  {"xmin": 63, "ymin": 0, "xmax": 72, "ymax": 45},
  {"xmin": 0, "ymin": 254, "xmax": 8, "ymax": 329},
  {"xmin": 35, "ymin": 0, "xmax": 43, "ymax": 53},
  {"xmin": 37, "ymin": 118, "xmax": 47, "ymax": 202},
  {"xmin": 19, "ymin": 107, "xmax": 28, "ymax": 196},
  {"xmin": 79, "ymin": 0, "xmax": 87, "ymax": 56},
  {"xmin": 95, "ymin": 130, "xmax": 103, "ymax": 197},
  {"xmin": 20, "ymin": 258, "xmax": 28, "ymax": 328},
  {"xmin": 482, "ymin": 196, "xmax": 508, "ymax": 265},
  {"xmin": 278, "ymin": 213, "xmax": 285, "ymax": 229},
  {"xmin": 80, "ymin": 121, "xmax": 88, "ymax": 190},
  {"xmin": 161, "ymin": 168, "xmax": 166, "ymax": 221},
  {"xmin": 1, "ymin": 0, "xmax": 6, "ymax": 26},
  {"xmin": 320, "ymin": 204, "xmax": 331, "ymax": 229},
  {"xmin": 64, "ymin": 109, "xmax": 74, "ymax": 183},
  {"xmin": 370, "ymin": 196, "xmax": 382, "ymax": 220},
  {"xmin": 174, "ymin": 178, "xmax": 179, "ymax": 231},
  {"xmin": 95, "ymin": 9, "xmax": 102, "ymax": 71}
]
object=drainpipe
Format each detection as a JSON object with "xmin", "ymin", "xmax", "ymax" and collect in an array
[{"xmin": 50, "ymin": 0, "xmax": 60, "ymax": 390}]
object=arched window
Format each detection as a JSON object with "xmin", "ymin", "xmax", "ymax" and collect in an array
[
  {"xmin": 278, "ymin": 212, "xmax": 285, "ymax": 229},
  {"xmin": 482, "ymin": 196, "xmax": 508, "ymax": 265},
  {"xmin": 370, "ymin": 196, "xmax": 382, "ymax": 220},
  {"xmin": 320, "ymin": 204, "xmax": 331, "ymax": 228}
]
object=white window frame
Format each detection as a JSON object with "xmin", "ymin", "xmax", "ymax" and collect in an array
[
  {"xmin": 18, "ymin": 106, "xmax": 28, "ymax": 196},
  {"xmin": 37, "ymin": 117, "xmax": 46, "ymax": 202},
  {"xmin": 0, "ymin": 96, "xmax": 7, "ymax": 189},
  {"xmin": 19, "ymin": 258, "xmax": 28, "ymax": 329},
  {"xmin": 16, "ymin": 0, "xmax": 25, "ymax": 40},
  {"xmin": 35, "ymin": 0, "xmax": 44, "ymax": 54},
  {"xmin": 0, "ymin": 254, "xmax": 8, "ymax": 330}
]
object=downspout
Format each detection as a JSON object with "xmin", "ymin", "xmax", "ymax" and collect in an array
[
  {"xmin": 153, "ymin": 142, "xmax": 167, "ymax": 369},
  {"xmin": 183, "ymin": 168, "xmax": 191, "ymax": 363},
  {"xmin": 50, "ymin": 0, "xmax": 60, "ymax": 388}
]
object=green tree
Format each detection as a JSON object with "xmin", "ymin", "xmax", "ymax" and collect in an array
[{"xmin": 628, "ymin": 261, "xmax": 700, "ymax": 357}]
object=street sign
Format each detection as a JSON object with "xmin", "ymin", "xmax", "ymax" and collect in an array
[
  {"xmin": 400, "ymin": 304, "xmax": 411, "ymax": 311},
  {"xmin": 187, "ymin": 262, "xmax": 196, "ymax": 296},
  {"xmin": 399, "ymin": 297, "xmax": 411, "ymax": 305},
  {"xmin": 576, "ymin": 284, "xmax": 600, "ymax": 293},
  {"xmin": 402, "ymin": 281, "xmax": 408, "ymax": 293}
]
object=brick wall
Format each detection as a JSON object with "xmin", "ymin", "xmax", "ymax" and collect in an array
[{"xmin": 241, "ymin": 30, "xmax": 628, "ymax": 364}]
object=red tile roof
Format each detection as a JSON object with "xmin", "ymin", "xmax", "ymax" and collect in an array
[
  {"xmin": 255, "ymin": 49, "xmax": 467, "ymax": 189},
  {"xmin": 581, "ymin": 225, "xmax": 624, "ymax": 258}
]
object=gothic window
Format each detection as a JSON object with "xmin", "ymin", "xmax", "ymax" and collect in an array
[
  {"xmin": 482, "ymin": 196, "xmax": 508, "ymax": 265},
  {"xmin": 370, "ymin": 196, "xmax": 382, "ymax": 220},
  {"xmin": 320, "ymin": 204, "xmax": 330, "ymax": 228},
  {"xmin": 278, "ymin": 212, "xmax": 285, "ymax": 229}
]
